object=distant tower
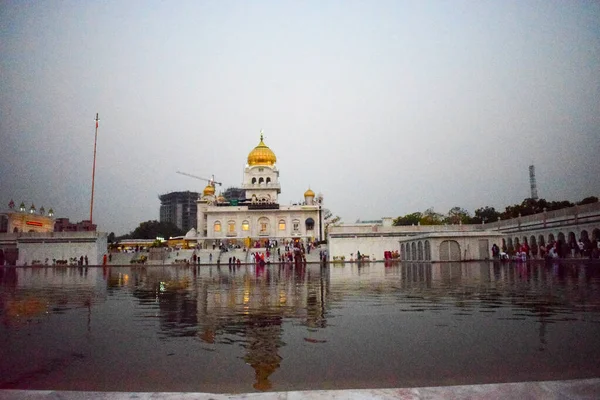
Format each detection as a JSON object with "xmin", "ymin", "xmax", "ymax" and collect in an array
[{"xmin": 529, "ymin": 165, "xmax": 538, "ymax": 200}]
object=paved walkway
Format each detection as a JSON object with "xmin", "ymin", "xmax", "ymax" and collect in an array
[{"xmin": 2, "ymin": 378, "xmax": 599, "ymax": 399}]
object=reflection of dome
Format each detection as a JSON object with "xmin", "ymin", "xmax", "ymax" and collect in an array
[
  {"xmin": 203, "ymin": 185, "xmax": 215, "ymax": 196},
  {"xmin": 247, "ymin": 132, "xmax": 277, "ymax": 166},
  {"xmin": 304, "ymin": 188, "xmax": 315, "ymax": 197}
]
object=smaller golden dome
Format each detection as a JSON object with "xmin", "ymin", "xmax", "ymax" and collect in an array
[
  {"xmin": 304, "ymin": 188, "xmax": 315, "ymax": 197},
  {"xmin": 217, "ymin": 194, "xmax": 226, "ymax": 203},
  {"xmin": 203, "ymin": 185, "xmax": 215, "ymax": 196},
  {"xmin": 247, "ymin": 132, "xmax": 277, "ymax": 166}
]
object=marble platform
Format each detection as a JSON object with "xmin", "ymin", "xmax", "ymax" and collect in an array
[{"xmin": 2, "ymin": 378, "xmax": 599, "ymax": 399}]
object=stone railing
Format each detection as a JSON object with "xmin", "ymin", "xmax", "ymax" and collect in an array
[{"xmin": 483, "ymin": 202, "xmax": 600, "ymax": 230}]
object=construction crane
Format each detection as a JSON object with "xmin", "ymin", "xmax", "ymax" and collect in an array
[{"xmin": 176, "ymin": 171, "xmax": 222, "ymax": 187}]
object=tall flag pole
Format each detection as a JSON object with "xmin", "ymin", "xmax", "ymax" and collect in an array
[{"xmin": 90, "ymin": 113, "xmax": 99, "ymax": 223}]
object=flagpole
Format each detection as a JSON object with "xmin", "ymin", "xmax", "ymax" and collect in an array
[{"xmin": 90, "ymin": 113, "xmax": 99, "ymax": 223}]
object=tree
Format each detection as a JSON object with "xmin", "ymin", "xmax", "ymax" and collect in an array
[
  {"xmin": 121, "ymin": 220, "xmax": 184, "ymax": 240},
  {"xmin": 420, "ymin": 208, "xmax": 444, "ymax": 225},
  {"xmin": 444, "ymin": 207, "xmax": 474, "ymax": 224},
  {"xmin": 107, "ymin": 232, "xmax": 116, "ymax": 243},
  {"xmin": 578, "ymin": 196, "xmax": 598, "ymax": 205},
  {"xmin": 472, "ymin": 206, "xmax": 500, "ymax": 224},
  {"xmin": 323, "ymin": 208, "xmax": 341, "ymax": 237},
  {"xmin": 393, "ymin": 212, "xmax": 422, "ymax": 226}
]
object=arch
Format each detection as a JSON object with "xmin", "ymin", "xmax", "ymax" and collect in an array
[
  {"xmin": 228, "ymin": 220, "xmax": 236, "ymax": 234},
  {"xmin": 580, "ymin": 230, "xmax": 589, "ymax": 241},
  {"xmin": 417, "ymin": 241, "xmax": 424, "ymax": 261},
  {"xmin": 507, "ymin": 238, "xmax": 514, "ymax": 255},
  {"xmin": 538, "ymin": 235, "xmax": 545, "ymax": 247},
  {"xmin": 424, "ymin": 240, "xmax": 431, "ymax": 260},
  {"xmin": 259, "ymin": 177, "xmax": 265, "ymax": 184},
  {"xmin": 405, "ymin": 243, "xmax": 411, "ymax": 260},
  {"xmin": 0, "ymin": 215, "xmax": 8, "ymax": 233},
  {"xmin": 501, "ymin": 238, "xmax": 507, "ymax": 252},
  {"xmin": 411, "ymin": 242, "xmax": 417, "ymax": 261},
  {"xmin": 514, "ymin": 237, "xmax": 521, "ymax": 250},
  {"xmin": 593, "ymin": 228, "xmax": 600, "ymax": 242},
  {"xmin": 214, "ymin": 221, "xmax": 221, "ymax": 233},
  {"xmin": 266, "ymin": 177, "xmax": 271, "ymax": 184},
  {"xmin": 251, "ymin": 177, "xmax": 257, "ymax": 184},
  {"xmin": 401, "ymin": 243, "xmax": 405, "ymax": 260},
  {"xmin": 278, "ymin": 219, "xmax": 286, "ymax": 231},
  {"xmin": 548, "ymin": 233, "xmax": 555, "ymax": 244},
  {"xmin": 530, "ymin": 235, "xmax": 538, "ymax": 258},
  {"xmin": 258, "ymin": 217, "xmax": 270, "ymax": 236},
  {"xmin": 305, "ymin": 218, "xmax": 315, "ymax": 230},
  {"xmin": 557, "ymin": 232, "xmax": 567, "ymax": 258},
  {"xmin": 439, "ymin": 240, "xmax": 461, "ymax": 261},
  {"xmin": 242, "ymin": 220, "xmax": 250, "ymax": 231}
]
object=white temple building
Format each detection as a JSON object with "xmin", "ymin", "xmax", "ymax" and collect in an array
[{"xmin": 196, "ymin": 133, "xmax": 322, "ymax": 248}]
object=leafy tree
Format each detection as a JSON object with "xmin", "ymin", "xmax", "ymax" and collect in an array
[
  {"xmin": 420, "ymin": 208, "xmax": 444, "ymax": 225},
  {"xmin": 578, "ymin": 196, "xmax": 598, "ymax": 205},
  {"xmin": 393, "ymin": 212, "xmax": 422, "ymax": 226},
  {"xmin": 323, "ymin": 208, "xmax": 341, "ymax": 236},
  {"xmin": 107, "ymin": 232, "xmax": 116, "ymax": 243},
  {"xmin": 121, "ymin": 220, "xmax": 184, "ymax": 240},
  {"xmin": 472, "ymin": 206, "xmax": 501, "ymax": 224},
  {"xmin": 444, "ymin": 207, "xmax": 473, "ymax": 224}
]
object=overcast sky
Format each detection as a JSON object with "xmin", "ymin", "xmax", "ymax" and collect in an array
[{"xmin": 1, "ymin": 0, "xmax": 599, "ymax": 235}]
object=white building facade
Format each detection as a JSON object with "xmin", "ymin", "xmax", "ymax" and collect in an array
[{"xmin": 196, "ymin": 133, "xmax": 322, "ymax": 247}]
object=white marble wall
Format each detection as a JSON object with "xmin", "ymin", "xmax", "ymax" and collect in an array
[
  {"xmin": 17, "ymin": 233, "xmax": 108, "ymax": 265},
  {"xmin": 328, "ymin": 236, "xmax": 400, "ymax": 261}
]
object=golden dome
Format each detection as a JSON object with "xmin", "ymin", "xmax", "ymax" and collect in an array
[
  {"xmin": 217, "ymin": 194, "xmax": 226, "ymax": 203},
  {"xmin": 203, "ymin": 185, "xmax": 215, "ymax": 196},
  {"xmin": 247, "ymin": 132, "xmax": 277, "ymax": 166},
  {"xmin": 304, "ymin": 188, "xmax": 315, "ymax": 197}
]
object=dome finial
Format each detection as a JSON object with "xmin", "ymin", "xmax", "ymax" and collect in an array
[{"xmin": 260, "ymin": 129, "xmax": 264, "ymax": 142}]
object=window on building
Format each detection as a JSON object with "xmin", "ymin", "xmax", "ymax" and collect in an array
[
  {"xmin": 252, "ymin": 177, "xmax": 256, "ymax": 184},
  {"xmin": 266, "ymin": 177, "xmax": 271, "ymax": 184},
  {"xmin": 279, "ymin": 219, "xmax": 286, "ymax": 230},
  {"xmin": 305, "ymin": 218, "xmax": 315, "ymax": 230},
  {"xmin": 214, "ymin": 221, "xmax": 221, "ymax": 232},
  {"xmin": 242, "ymin": 220, "xmax": 249, "ymax": 231},
  {"xmin": 261, "ymin": 222, "xmax": 268, "ymax": 232},
  {"xmin": 259, "ymin": 177, "xmax": 264, "ymax": 184},
  {"xmin": 228, "ymin": 221, "xmax": 235, "ymax": 233},
  {"xmin": 293, "ymin": 219, "xmax": 300, "ymax": 231}
]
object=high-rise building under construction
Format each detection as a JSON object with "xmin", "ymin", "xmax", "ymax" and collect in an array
[{"xmin": 159, "ymin": 191, "xmax": 199, "ymax": 232}]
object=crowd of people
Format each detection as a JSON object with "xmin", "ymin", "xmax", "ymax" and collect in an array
[{"xmin": 492, "ymin": 235, "xmax": 600, "ymax": 261}]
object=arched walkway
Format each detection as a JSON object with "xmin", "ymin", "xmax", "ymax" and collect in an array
[{"xmin": 424, "ymin": 241, "xmax": 431, "ymax": 261}]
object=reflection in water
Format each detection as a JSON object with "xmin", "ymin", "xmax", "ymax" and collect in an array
[{"xmin": 1, "ymin": 261, "xmax": 600, "ymax": 392}]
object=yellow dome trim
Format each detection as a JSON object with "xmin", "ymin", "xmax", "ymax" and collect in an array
[
  {"xmin": 203, "ymin": 185, "xmax": 215, "ymax": 196},
  {"xmin": 247, "ymin": 131, "xmax": 277, "ymax": 166},
  {"xmin": 304, "ymin": 188, "xmax": 315, "ymax": 197}
]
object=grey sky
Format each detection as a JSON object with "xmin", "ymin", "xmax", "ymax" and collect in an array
[{"xmin": 1, "ymin": 0, "xmax": 599, "ymax": 235}]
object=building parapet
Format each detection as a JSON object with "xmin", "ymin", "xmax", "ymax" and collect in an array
[{"xmin": 483, "ymin": 202, "xmax": 600, "ymax": 232}]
